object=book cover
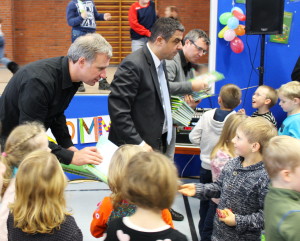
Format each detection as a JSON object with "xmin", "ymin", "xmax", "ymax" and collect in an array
[{"xmin": 84, "ymin": 136, "xmax": 119, "ymax": 183}]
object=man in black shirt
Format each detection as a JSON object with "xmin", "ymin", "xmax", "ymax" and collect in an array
[{"xmin": 0, "ymin": 33, "xmax": 112, "ymax": 165}]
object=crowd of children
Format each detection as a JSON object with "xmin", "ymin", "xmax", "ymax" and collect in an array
[{"xmin": 1, "ymin": 79, "xmax": 300, "ymax": 240}]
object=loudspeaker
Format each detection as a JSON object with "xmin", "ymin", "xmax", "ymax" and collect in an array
[{"xmin": 246, "ymin": 0, "xmax": 284, "ymax": 35}]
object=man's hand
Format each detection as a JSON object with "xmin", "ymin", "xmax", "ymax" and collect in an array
[
  {"xmin": 104, "ymin": 13, "xmax": 112, "ymax": 21},
  {"xmin": 142, "ymin": 142, "xmax": 153, "ymax": 152},
  {"xmin": 237, "ymin": 108, "xmax": 246, "ymax": 115},
  {"xmin": 191, "ymin": 78, "xmax": 208, "ymax": 92},
  {"xmin": 71, "ymin": 147, "xmax": 103, "ymax": 166},
  {"xmin": 81, "ymin": 11, "xmax": 87, "ymax": 19},
  {"xmin": 178, "ymin": 183, "xmax": 196, "ymax": 196},
  {"xmin": 68, "ymin": 146, "xmax": 78, "ymax": 152},
  {"xmin": 219, "ymin": 208, "xmax": 236, "ymax": 226},
  {"xmin": 184, "ymin": 95, "xmax": 201, "ymax": 109}
]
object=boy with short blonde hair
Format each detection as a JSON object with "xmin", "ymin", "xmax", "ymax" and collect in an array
[
  {"xmin": 180, "ymin": 117, "xmax": 278, "ymax": 240},
  {"xmin": 239, "ymin": 85, "xmax": 278, "ymax": 126},
  {"xmin": 277, "ymin": 81, "xmax": 300, "ymax": 139},
  {"xmin": 189, "ymin": 83, "xmax": 241, "ymax": 238},
  {"xmin": 263, "ymin": 135, "xmax": 300, "ymax": 241}
]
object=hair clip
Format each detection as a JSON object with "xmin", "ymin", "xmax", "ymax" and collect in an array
[{"xmin": 1, "ymin": 152, "xmax": 7, "ymax": 157}]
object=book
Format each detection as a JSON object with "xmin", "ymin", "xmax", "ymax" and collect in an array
[
  {"xmin": 83, "ymin": 136, "xmax": 119, "ymax": 183},
  {"xmin": 61, "ymin": 136, "xmax": 118, "ymax": 183},
  {"xmin": 61, "ymin": 163, "xmax": 99, "ymax": 180},
  {"xmin": 189, "ymin": 71, "xmax": 225, "ymax": 101}
]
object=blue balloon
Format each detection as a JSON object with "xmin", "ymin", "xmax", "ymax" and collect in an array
[
  {"xmin": 231, "ymin": 7, "xmax": 244, "ymax": 14},
  {"xmin": 227, "ymin": 17, "xmax": 239, "ymax": 29}
]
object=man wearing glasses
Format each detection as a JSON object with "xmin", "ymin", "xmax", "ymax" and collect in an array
[
  {"xmin": 165, "ymin": 29, "xmax": 210, "ymax": 158},
  {"xmin": 166, "ymin": 29, "xmax": 210, "ymax": 97},
  {"xmin": 164, "ymin": 29, "xmax": 210, "ymax": 221}
]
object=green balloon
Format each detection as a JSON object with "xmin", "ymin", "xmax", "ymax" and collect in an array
[{"xmin": 219, "ymin": 12, "xmax": 233, "ymax": 25}]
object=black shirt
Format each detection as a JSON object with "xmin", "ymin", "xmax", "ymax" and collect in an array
[
  {"xmin": 0, "ymin": 56, "xmax": 80, "ymax": 164},
  {"xmin": 105, "ymin": 217, "xmax": 188, "ymax": 241}
]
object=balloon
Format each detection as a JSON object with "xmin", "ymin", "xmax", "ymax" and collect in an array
[
  {"xmin": 233, "ymin": 10, "xmax": 246, "ymax": 21},
  {"xmin": 219, "ymin": 12, "xmax": 232, "ymax": 25},
  {"xmin": 224, "ymin": 29, "xmax": 236, "ymax": 41},
  {"xmin": 218, "ymin": 25, "xmax": 229, "ymax": 38},
  {"xmin": 227, "ymin": 17, "xmax": 239, "ymax": 29},
  {"xmin": 235, "ymin": 25, "xmax": 245, "ymax": 36},
  {"xmin": 230, "ymin": 37, "xmax": 244, "ymax": 53},
  {"xmin": 231, "ymin": 7, "xmax": 244, "ymax": 14}
]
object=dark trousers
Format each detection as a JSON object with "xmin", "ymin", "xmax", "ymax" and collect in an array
[
  {"xmin": 199, "ymin": 167, "xmax": 212, "ymax": 240},
  {"xmin": 201, "ymin": 200, "xmax": 217, "ymax": 241},
  {"xmin": 159, "ymin": 132, "xmax": 168, "ymax": 154},
  {"xmin": 71, "ymin": 29, "xmax": 95, "ymax": 43}
]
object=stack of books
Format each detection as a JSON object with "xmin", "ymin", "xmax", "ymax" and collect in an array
[{"xmin": 171, "ymin": 96, "xmax": 195, "ymax": 126}]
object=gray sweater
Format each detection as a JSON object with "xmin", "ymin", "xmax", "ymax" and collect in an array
[
  {"xmin": 165, "ymin": 50, "xmax": 194, "ymax": 96},
  {"xmin": 194, "ymin": 156, "xmax": 269, "ymax": 241}
]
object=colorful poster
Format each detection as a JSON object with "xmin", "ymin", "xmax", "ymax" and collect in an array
[
  {"xmin": 270, "ymin": 12, "xmax": 293, "ymax": 44},
  {"xmin": 79, "ymin": 115, "xmax": 111, "ymax": 143},
  {"xmin": 47, "ymin": 118, "xmax": 78, "ymax": 144}
]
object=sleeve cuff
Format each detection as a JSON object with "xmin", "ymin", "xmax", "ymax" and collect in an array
[{"xmin": 49, "ymin": 142, "xmax": 74, "ymax": 165}]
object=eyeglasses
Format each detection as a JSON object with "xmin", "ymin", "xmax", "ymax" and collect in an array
[{"xmin": 190, "ymin": 40, "xmax": 208, "ymax": 55}]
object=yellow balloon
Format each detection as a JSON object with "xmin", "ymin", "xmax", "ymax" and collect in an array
[{"xmin": 218, "ymin": 25, "xmax": 229, "ymax": 38}]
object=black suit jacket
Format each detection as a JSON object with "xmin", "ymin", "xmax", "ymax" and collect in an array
[{"xmin": 108, "ymin": 45, "xmax": 171, "ymax": 149}]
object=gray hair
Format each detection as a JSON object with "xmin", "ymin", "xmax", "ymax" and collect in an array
[
  {"xmin": 67, "ymin": 33, "xmax": 113, "ymax": 63},
  {"xmin": 149, "ymin": 17, "xmax": 184, "ymax": 43},
  {"xmin": 184, "ymin": 29, "xmax": 210, "ymax": 45}
]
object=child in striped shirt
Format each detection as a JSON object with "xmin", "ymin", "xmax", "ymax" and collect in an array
[{"xmin": 239, "ymin": 85, "xmax": 278, "ymax": 127}]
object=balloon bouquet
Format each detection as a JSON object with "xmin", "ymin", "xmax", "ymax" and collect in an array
[{"xmin": 218, "ymin": 7, "xmax": 246, "ymax": 54}]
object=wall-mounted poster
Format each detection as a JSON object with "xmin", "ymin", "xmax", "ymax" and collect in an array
[{"xmin": 270, "ymin": 12, "xmax": 293, "ymax": 44}]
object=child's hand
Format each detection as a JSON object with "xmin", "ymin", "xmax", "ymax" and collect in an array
[
  {"xmin": 104, "ymin": 13, "xmax": 112, "ymax": 21},
  {"xmin": 237, "ymin": 108, "xmax": 246, "ymax": 115},
  {"xmin": 184, "ymin": 95, "xmax": 201, "ymax": 109},
  {"xmin": 178, "ymin": 183, "xmax": 196, "ymax": 196},
  {"xmin": 81, "ymin": 11, "xmax": 87, "ymax": 19},
  {"xmin": 218, "ymin": 208, "xmax": 236, "ymax": 226}
]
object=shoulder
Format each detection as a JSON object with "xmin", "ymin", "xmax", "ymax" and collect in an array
[
  {"xmin": 169, "ymin": 229, "xmax": 188, "ymax": 240},
  {"xmin": 67, "ymin": 1, "xmax": 76, "ymax": 8},
  {"xmin": 166, "ymin": 53, "xmax": 180, "ymax": 67},
  {"xmin": 202, "ymin": 108, "xmax": 217, "ymax": 118},
  {"xmin": 130, "ymin": 2, "xmax": 140, "ymax": 10}
]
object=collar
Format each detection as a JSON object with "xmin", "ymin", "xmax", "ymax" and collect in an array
[
  {"xmin": 179, "ymin": 50, "xmax": 192, "ymax": 75},
  {"xmin": 62, "ymin": 57, "xmax": 75, "ymax": 89},
  {"xmin": 147, "ymin": 43, "xmax": 161, "ymax": 71},
  {"xmin": 269, "ymin": 186, "xmax": 300, "ymax": 201},
  {"xmin": 12, "ymin": 167, "xmax": 18, "ymax": 177}
]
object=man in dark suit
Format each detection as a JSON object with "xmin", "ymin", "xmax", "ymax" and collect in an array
[{"xmin": 108, "ymin": 18, "xmax": 185, "ymax": 221}]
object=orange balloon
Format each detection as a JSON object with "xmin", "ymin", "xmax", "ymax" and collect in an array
[{"xmin": 235, "ymin": 25, "xmax": 245, "ymax": 36}]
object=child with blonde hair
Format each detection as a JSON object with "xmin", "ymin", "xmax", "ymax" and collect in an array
[
  {"xmin": 189, "ymin": 83, "xmax": 241, "ymax": 239},
  {"xmin": 240, "ymin": 85, "xmax": 278, "ymax": 126},
  {"xmin": 277, "ymin": 81, "xmax": 300, "ymax": 138},
  {"xmin": 201, "ymin": 113, "xmax": 247, "ymax": 241},
  {"xmin": 180, "ymin": 117, "xmax": 277, "ymax": 240},
  {"xmin": 0, "ymin": 122, "xmax": 49, "ymax": 241},
  {"xmin": 7, "ymin": 150, "xmax": 82, "ymax": 240},
  {"xmin": 104, "ymin": 152, "xmax": 187, "ymax": 240},
  {"xmin": 90, "ymin": 145, "xmax": 174, "ymax": 238},
  {"xmin": 263, "ymin": 136, "xmax": 300, "ymax": 241}
]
